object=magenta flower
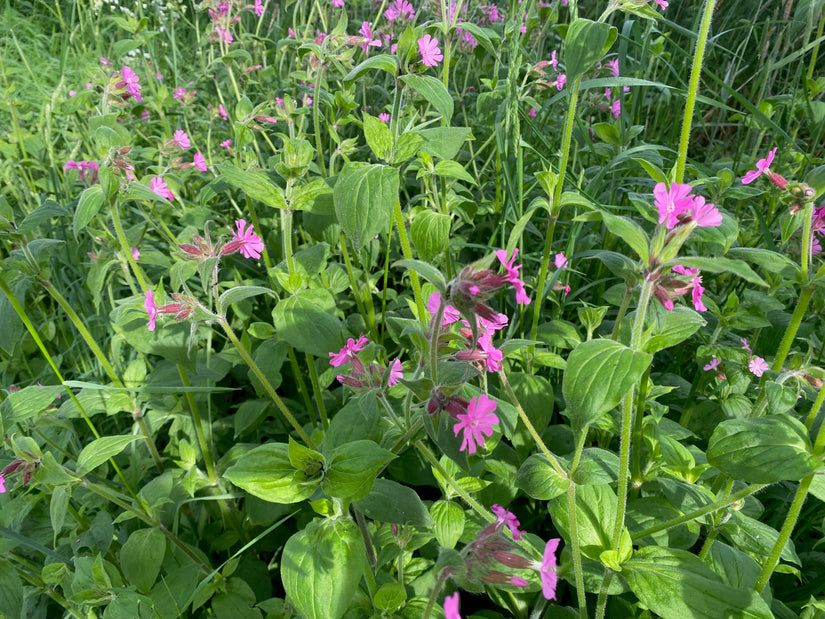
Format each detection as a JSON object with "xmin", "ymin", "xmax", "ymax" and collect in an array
[
  {"xmin": 173, "ymin": 130, "xmax": 191, "ymax": 150},
  {"xmin": 144, "ymin": 290, "xmax": 158, "ymax": 332},
  {"xmin": 749, "ymin": 356, "xmax": 768, "ymax": 377},
  {"xmin": 496, "ymin": 248, "xmax": 531, "ymax": 305},
  {"xmin": 193, "ymin": 152, "xmax": 207, "ymax": 171},
  {"xmin": 329, "ymin": 335, "xmax": 369, "ymax": 367},
  {"xmin": 550, "ymin": 49, "xmax": 559, "ymax": 70},
  {"xmin": 359, "ymin": 22, "xmax": 381, "ymax": 53},
  {"xmin": 491, "ymin": 504, "xmax": 526, "ymax": 540},
  {"xmin": 691, "ymin": 276, "xmax": 706, "ymax": 311},
  {"xmin": 443, "ymin": 592, "xmax": 463, "ymax": 619},
  {"xmin": 742, "ymin": 147, "xmax": 777, "ymax": 185},
  {"xmin": 120, "ymin": 66, "xmax": 142, "ymax": 101},
  {"xmin": 150, "ymin": 177, "xmax": 175, "ymax": 201},
  {"xmin": 131, "ymin": 247, "xmax": 140, "ymax": 261},
  {"xmin": 605, "ymin": 58, "xmax": 619, "ymax": 77},
  {"xmin": 556, "ymin": 74, "xmax": 567, "ymax": 90},
  {"xmin": 418, "ymin": 34, "xmax": 443, "ymax": 67},
  {"xmin": 231, "ymin": 219, "xmax": 264, "ymax": 259},
  {"xmin": 378, "ymin": 113, "xmax": 391, "ymax": 123},
  {"xmin": 611, "ymin": 100, "xmax": 621, "ymax": 118},
  {"xmin": 703, "ymin": 356, "xmax": 721, "ymax": 371},
  {"xmin": 387, "ymin": 359, "xmax": 403, "ymax": 386},
  {"xmin": 173, "ymin": 87, "xmax": 187, "ymax": 101},
  {"xmin": 655, "ymin": 0, "xmax": 669, "ymax": 8},
  {"xmin": 385, "ymin": 0, "xmax": 414, "ymax": 23},
  {"xmin": 741, "ymin": 338, "xmax": 752, "ymax": 354},
  {"xmin": 331, "ymin": 0, "xmax": 344, "ymax": 6},
  {"xmin": 689, "ymin": 195, "xmax": 722, "ymax": 227},
  {"xmin": 219, "ymin": 104, "xmax": 228, "ymax": 120},
  {"xmin": 427, "ymin": 292, "xmax": 460, "ymax": 325},
  {"xmin": 253, "ymin": 0, "xmax": 264, "ymax": 16},
  {"xmin": 672, "ymin": 265, "xmax": 700, "ymax": 276},
  {"xmin": 554, "ymin": 252, "xmax": 568, "ymax": 269},
  {"xmin": 654, "ymin": 182, "xmax": 694, "ymax": 229},
  {"xmin": 539, "ymin": 538, "xmax": 560, "ymax": 600},
  {"xmin": 100, "ymin": 57, "xmax": 112, "ymax": 65},
  {"xmin": 220, "ymin": 139, "xmax": 232, "ymax": 149},
  {"xmin": 454, "ymin": 394, "xmax": 499, "ymax": 454},
  {"xmin": 0, "ymin": 473, "xmax": 5, "ymax": 493}
]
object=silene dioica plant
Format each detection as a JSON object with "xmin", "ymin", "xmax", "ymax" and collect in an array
[{"xmin": 1, "ymin": 0, "xmax": 825, "ymax": 617}]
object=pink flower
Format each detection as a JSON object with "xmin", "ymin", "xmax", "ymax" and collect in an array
[
  {"xmin": 220, "ymin": 139, "xmax": 232, "ymax": 149},
  {"xmin": 703, "ymin": 357, "xmax": 721, "ymax": 371},
  {"xmin": 528, "ymin": 107, "xmax": 537, "ymax": 118},
  {"xmin": 193, "ymin": 152, "xmax": 207, "ymax": 171},
  {"xmin": 215, "ymin": 25, "xmax": 233, "ymax": 45},
  {"xmin": 131, "ymin": 247, "xmax": 140, "ymax": 261},
  {"xmin": 174, "ymin": 88, "xmax": 187, "ymax": 100},
  {"xmin": 749, "ymin": 356, "xmax": 768, "ymax": 377},
  {"xmin": 144, "ymin": 290, "xmax": 158, "ymax": 332},
  {"xmin": 120, "ymin": 65, "xmax": 142, "ymax": 101},
  {"xmin": 387, "ymin": 359, "xmax": 403, "ymax": 386},
  {"xmin": 418, "ymin": 34, "xmax": 443, "ymax": 67},
  {"xmin": 150, "ymin": 177, "xmax": 175, "ymax": 201},
  {"xmin": 0, "ymin": 473, "xmax": 5, "ymax": 493},
  {"xmin": 556, "ymin": 74, "xmax": 567, "ymax": 90},
  {"xmin": 453, "ymin": 394, "xmax": 499, "ymax": 454},
  {"xmin": 654, "ymin": 182, "xmax": 694, "ymax": 229},
  {"xmin": 253, "ymin": 0, "xmax": 264, "ymax": 16},
  {"xmin": 231, "ymin": 219, "xmax": 264, "ymax": 259},
  {"xmin": 496, "ymin": 248, "xmax": 531, "ymax": 305},
  {"xmin": 689, "ymin": 195, "xmax": 722, "ymax": 227},
  {"xmin": 378, "ymin": 113, "xmax": 391, "ymax": 122},
  {"xmin": 672, "ymin": 265, "xmax": 699, "ymax": 276},
  {"xmin": 359, "ymin": 22, "xmax": 381, "ymax": 53},
  {"xmin": 742, "ymin": 147, "xmax": 777, "ymax": 184},
  {"xmin": 611, "ymin": 100, "xmax": 621, "ymax": 118},
  {"xmin": 173, "ymin": 130, "xmax": 191, "ymax": 150},
  {"xmin": 478, "ymin": 332, "xmax": 503, "ymax": 372},
  {"xmin": 68, "ymin": 90, "xmax": 76, "ymax": 97},
  {"xmin": 740, "ymin": 338, "xmax": 752, "ymax": 354},
  {"xmin": 329, "ymin": 335, "xmax": 369, "ymax": 367},
  {"xmin": 219, "ymin": 104, "xmax": 228, "ymax": 120},
  {"xmin": 100, "ymin": 57, "xmax": 112, "ymax": 65},
  {"xmin": 691, "ymin": 276, "xmax": 706, "ymax": 311},
  {"xmin": 491, "ymin": 504, "xmax": 525, "ymax": 540},
  {"xmin": 605, "ymin": 58, "xmax": 620, "ymax": 77},
  {"xmin": 385, "ymin": 0, "xmax": 414, "ymax": 22},
  {"xmin": 539, "ymin": 539, "xmax": 560, "ymax": 600},
  {"xmin": 331, "ymin": 0, "xmax": 344, "ymax": 6},
  {"xmin": 655, "ymin": 0, "xmax": 669, "ymax": 9},
  {"xmin": 554, "ymin": 252, "xmax": 568, "ymax": 269},
  {"xmin": 550, "ymin": 49, "xmax": 559, "ymax": 70},
  {"xmin": 427, "ymin": 292, "xmax": 460, "ymax": 325},
  {"xmin": 443, "ymin": 592, "xmax": 463, "ymax": 619}
]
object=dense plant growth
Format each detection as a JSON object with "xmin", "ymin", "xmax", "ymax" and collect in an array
[{"xmin": 1, "ymin": 0, "xmax": 825, "ymax": 617}]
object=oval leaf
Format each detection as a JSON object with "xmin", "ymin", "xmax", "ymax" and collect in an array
[
  {"xmin": 707, "ymin": 415, "xmax": 821, "ymax": 483},
  {"xmin": 223, "ymin": 443, "xmax": 319, "ymax": 504},
  {"xmin": 76, "ymin": 435, "xmax": 142, "ymax": 476},
  {"xmin": 333, "ymin": 162, "xmax": 399, "ymax": 252},
  {"xmin": 399, "ymin": 74, "xmax": 454, "ymax": 122}
]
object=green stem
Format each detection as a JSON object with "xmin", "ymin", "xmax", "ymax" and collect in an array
[
  {"xmin": 800, "ymin": 202, "xmax": 814, "ymax": 282},
  {"xmin": 282, "ymin": 207, "xmax": 296, "ymax": 275},
  {"xmin": 422, "ymin": 571, "xmax": 451, "ymax": 619},
  {"xmin": 610, "ymin": 285, "xmax": 633, "ymax": 340},
  {"xmin": 567, "ymin": 480, "xmax": 587, "ymax": 618},
  {"xmin": 416, "ymin": 440, "xmax": 493, "ymax": 520},
  {"xmin": 497, "ymin": 369, "xmax": 567, "ymax": 478},
  {"xmin": 177, "ymin": 365, "xmax": 216, "ymax": 482},
  {"xmin": 674, "ymin": 0, "xmax": 717, "ymax": 184},
  {"xmin": 630, "ymin": 366, "xmax": 652, "ymax": 491},
  {"xmin": 770, "ymin": 286, "xmax": 813, "ymax": 373},
  {"xmin": 530, "ymin": 77, "xmax": 580, "ymax": 343},
  {"xmin": 633, "ymin": 483, "xmax": 766, "ymax": 541},
  {"xmin": 594, "ymin": 572, "xmax": 614, "ymax": 619},
  {"xmin": 804, "ymin": 383, "xmax": 825, "ymax": 429},
  {"xmin": 111, "ymin": 198, "xmax": 150, "ymax": 291},
  {"xmin": 219, "ymin": 319, "xmax": 315, "ymax": 448},
  {"xmin": 305, "ymin": 353, "xmax": 329, "ymax": 429},
  {"xmin": 393, "ymin": 200, "xmax": 426, "ymax": 319}
]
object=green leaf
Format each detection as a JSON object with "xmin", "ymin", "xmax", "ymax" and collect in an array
[
  {"xmin": 562, "ymin": 339, "xmax": 652, "ymax": 432},
  {"xmin": 271, "ymin": 294, "xmax": 345, "ymax": 358},
  {"xmin": 50, "ymin": 485, "xmax": 70, "ymax": 546},
  {"xmin": 416, "ymin": 127, "xmax": 473, "ymax": 160},
  {"xmin": 354, "ymin": 478, "xmax": 434, "ymax": 527},
  {"xmin": 333, "ymin": 162, "xmax": 398, "ymax": 252},
  {"xmin": 548, "ymin": 484, "xmax": 616, "ymax": 559},
  {"xmin": 281, "ymin": 519, "xmax": 366, "ymax": 619},
  {"xmin": 223, "ymin": 443, "xmax": 319, "ymax": 504},
  {"xmin": 343, "ymin": 54, "xmax": 398, "ymax": 84},
  {"xmin": 393, "ymin": 258, "xmax": 447, "ymax": 292},
  {"xmin": 704, "ymin": 542, "xmax": 762, "ymax": 590},
  {"xmin": 623, "ymin": 547, "xmax": 772, "ymax": 619},
  {"xmin": 720, "ymin": 512, "xmax": 799, "ymax": 565},
  {"xmin": 391, "ymin": 132, "xmax": 425, "ymax": 164},
  {"xmin": 728, "ymin": 247, "xmax": 800, "ymax": 279},
  {"xmin": 120, "ymin": 528, "xmax": 166, "ymax": 593},
  {"xmin": 564, "ymin": 19, "xmax": 618, "ymax": 83},
  {"xmin": 0, "ymin": 559, "xmax": 24, "ymax": 619},
  {"xmin": 0, "ymin": 384, "xmax": 63, "ymax": 422},
  {"xmin": 73, "ymin": 185, "xmax": 105, "ymax": 237},
  {"xmin": 433, "ymin": 160, "xmax": 476, "ymax": 185},
  {"xmin": 363, "ymin": 113, "xmax": 393, "ymax": 161},
  {"xmin": 411, "ymin": 210, "xmax": 451, "ymax": 262},
  {"xmin": 399, "ymin": 74, "xmax": 454, "ymax": 122},
  {"xmin": 643, "ymin": 305, "xmax": 707, "ymax": 354},
  {"xmin": 124, "ymin": 180, "xmax": 173, "ymax": 206},
  {"xmin": 218, "ymin": 163, "xmax": 287, "ymax": 209},
  {"xmin": 217, "ymin": 286, "xmax": 276, "ymax": 315},
  {"xmin": 76, "ymin": 435, "xmax": 142, "ymax": 476},
  {"xmin": 374, "ymin": 582, "xmax": 406, "ymax": 613},
  {"xmin": 430, "ymin": 500, "xmax": 464, "ymax": 548},
  {"xmin": 669, "ymin": 256, "xmax": 767, "ymax": 287},
  {"xmin": 516, "ymin": 454, "xmax": 568, "ymax": 500},
  {"xmin": 322, "ymin": 440, "xmax": 396, "ymax": 500},
  {"xmin": 601, "ymin": 211, "xmax": 649, "ymax": 264},
  {"xmin": 572, "ymin": 448, "xmax": 620, "ymax": 486},
  {"xmin": 707, "ymin": 416, "xmax": 821, "ymax": 483}
]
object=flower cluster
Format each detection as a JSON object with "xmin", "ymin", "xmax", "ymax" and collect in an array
[
  {"xmin": 329, "ymin": 335, "xmax": 404, "ymax": 391},
  {"xmin": 654, "ymin": 182, "xmax": 722, "ymax": 230}
]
